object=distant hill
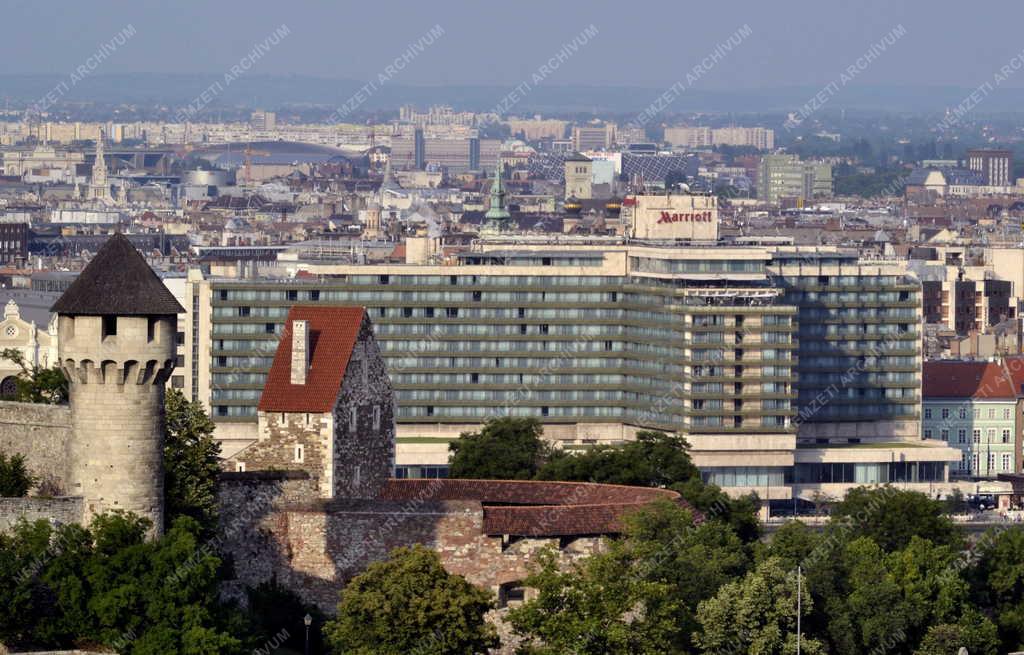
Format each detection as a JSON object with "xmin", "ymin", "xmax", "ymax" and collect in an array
[{"xmin": 4, "ymin": 73, "xmax": 1024, "ymax": 115}]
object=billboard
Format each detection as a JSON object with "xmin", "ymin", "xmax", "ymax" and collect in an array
[{"xmin": 624, "ymin": 193, "xmax": 719, "ymax": 240}]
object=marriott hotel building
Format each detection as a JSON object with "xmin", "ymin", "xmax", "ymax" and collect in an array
[{"xmin": 185, "ymin": 241, "xmax": 958, "ymax": 507}]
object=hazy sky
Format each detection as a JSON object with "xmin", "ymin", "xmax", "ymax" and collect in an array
[{"xmin": 2, "ymin": 0, "xmax": 1022, "ymax": 89}]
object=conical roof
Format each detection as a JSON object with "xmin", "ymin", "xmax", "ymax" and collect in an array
[{"xmin": 51, "ymin": 233, "xmax": 184, "ymax": 316}]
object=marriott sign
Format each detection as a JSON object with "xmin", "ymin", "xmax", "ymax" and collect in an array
[
  {"xmin": 657, "ymin": 210, "xmax": 714, "ymax": 224},
  {"xmin": 625, "ymin": 194, "xmax": 719, "ymax": 240}
]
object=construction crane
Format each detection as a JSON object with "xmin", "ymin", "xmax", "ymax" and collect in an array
[{"xmin": 241, "ymin": 144, "xmax": 270, "ymax": 185}]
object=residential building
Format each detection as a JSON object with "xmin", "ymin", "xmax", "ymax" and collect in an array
[
  {"xmin": 505, "ymin": 119, "xmax": 568, "ymax": 141},
  {"xmin": 757, "ymin": 155, "xmax": 832, "ymax": 204},
  {"xmin": 921, "ymin": 278, "xmax": 1013, "ymax": 334},
  {"xmin": 967, "ymin": 149, "xmax": 1013, "ymax": 187},
  {"xmin": 572, "ymin": 125, "xmax": 615, "ymax": 151},
  {"xmin": 664, "ymin": 127, "xmax": 712, "ymax": 148},
  {"xmin": 0, "ymin": 223, "xmax": 27, "ymax": 265},
  {"xmin": 923, "ymin": 361, "xmax": 1017, "ymax": 478},
  {"xmin": 664, "ymin": 126, "xmax": 774, "ymax": 150},
  {"xmin": 250, "ymin": 110, "xmax": 276, "ymax": 130}
]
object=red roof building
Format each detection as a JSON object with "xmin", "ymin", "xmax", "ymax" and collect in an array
[
  {"xmin": 922, "ymin": 361, "xmax": 1016, "ymax": 399},
  {"xmin": 230, "ymin": 305, "xmax": 396, "ymax": 499},
  {"xmin": 258, "ymin": 306, "xmax": 366, "ymax": 413}
]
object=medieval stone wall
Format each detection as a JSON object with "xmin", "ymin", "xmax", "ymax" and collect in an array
[
  {"xmin": 0, "ymin": 401, "xmax": 72, "ymax": 492},
  {"xmin": 216, "ymin": 477, "xmax": 602, "ymax": 613},
  {"xmin": 0, "ymin": 497, "xmax": 83, "ymax": 532}
]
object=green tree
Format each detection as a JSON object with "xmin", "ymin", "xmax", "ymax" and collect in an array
[
  {"xmin": 509, "ymin": 546, "xmax": 681, "ymax": 654},
  {"xmin": 622, "ymin": 499, "xmax": 750, "ymax": 651},
  {"xmin": 510, "ymin": 500, "xmax": 748, "ymax": 654},
  {"xmin": 971, "ymin": 526, "xmax": 1024, "ymax": 650},
  {"xmin": 914, "ymin": 610, "xmax": 1000, "ymax": 655},
  {"xmin": 694, "ymin": 557, "xmax": 825, "ymax": 655},
  {"xmin": 536, "ymin": 431, "xmax": 699, "ymax": 488},
  {"xmin": 324, "ymin": 545, "xmax": 497, "ymax": 655},
  {"xmin": 0, "ymin": 450, "xmax": 36, "ymax": 496},
  {"xmin": 671, "ymin": 476, "xmax": 761, "ymax": 543},
  {"xmin": 829, "ymin": 486, "xmax": 963, "ymax": 552},
  {"xmin": 448, "ymin": 417, "xmax": 550, "ymax": 480},
  {"xmin": 814, "ymin": 536, "xmax": 972, "ymax": 655},
  {"xmin": 762, "ymin": 520, "xmax": 821, "ymax": 570},
  {"xmin": 0, "ymin": 348, "xmax": 68, "ymax": 404},
  {"xmin": 164, "ymin": 388, "xmax": 222, "ymax": 535},
  {"xmin": 0, "ymin": 512, "xmax": 245, "ymax": 654}
]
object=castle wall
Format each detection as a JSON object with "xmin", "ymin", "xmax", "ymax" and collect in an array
[
  {"xmin": 0, "ymin": 400, "xmax": 72, "ymax": 491},
  {"xmin": 216, "ymin": 477, "xmax": 602, "ymax": 613},
  {"xmin": 0, "ymin": 497, "xmax": 83, "ymax": 532}
]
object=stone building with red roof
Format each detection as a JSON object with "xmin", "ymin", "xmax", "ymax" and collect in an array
[{"xmin": 224, "ymin": 306, "xmax": 395, "ymax": 499}]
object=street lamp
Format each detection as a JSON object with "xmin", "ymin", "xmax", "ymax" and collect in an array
[{"xmin": 304, "ymin": 613, "xmax": 312, "ymax": 655}]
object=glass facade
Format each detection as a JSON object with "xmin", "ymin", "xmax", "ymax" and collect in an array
[
  {"xmin": 195, "ymin": 249, "xmax": 920, "ymax": 440},
  {"xmin": 771, "ymin": 257, "xmax": 922, "ymax": 424}
]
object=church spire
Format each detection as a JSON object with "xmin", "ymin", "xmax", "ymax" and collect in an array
[
  {"xmin": 89, "ymin": 130, "xmax": 110, "ymax": 201},
  {"xmin": 484, "ymin": 157, "xmax": 511, "ymax": 221}
]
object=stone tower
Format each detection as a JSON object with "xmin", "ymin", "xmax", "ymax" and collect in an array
[{"xmin": 52, "ymin": 234, "xmax": 183, "ymax": 536}]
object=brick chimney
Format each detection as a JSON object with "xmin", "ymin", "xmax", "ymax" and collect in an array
[{"xmin": 290, "ymin": 319, "xmax": 310, "ymax": 385}]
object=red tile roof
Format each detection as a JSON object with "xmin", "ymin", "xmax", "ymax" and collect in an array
[
  {"xmin": 923, "ymin": 361, "xmax": 1015, "ymax": 399},
  {"xmin": 379, "ymin": 479, "xmax": 696, "ymax": 537},
  {"xmin": 1002, "ymin": 356, "xmax": 1024, "ymax": 397},
  {"xmin": 258, "ymin": 306, "xmax": 366, "ymax": 413}
]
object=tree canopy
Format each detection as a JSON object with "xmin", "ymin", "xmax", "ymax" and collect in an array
[
  {"xmin": 829, "ymin": 486, "xmax": 963, "ymax": 552},
  {"xmin": 163, "ymin": 388, "xmax": 222, "ymax": 535},
  {"xmin": 536, "ymin": 430, "xmax": 700, "ymax": 487},
  {"xmin": 0, "ymin": 512, "xmax": 246, "ymax": 654},
  {"xmin": 324, "ymin": 545, "xmax": 498, "ymax": 655},
  {"xmin": 695, "ymin": 557, "xmax": 825, "ymax": 655},
  {"xmin": 448, "ymin": 417, "xmax": 551, "ymax": 480}
]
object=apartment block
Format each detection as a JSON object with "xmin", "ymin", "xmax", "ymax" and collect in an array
[{"xmin": 757, "ymin": 155, "xmax": 833, "ymax": 204}]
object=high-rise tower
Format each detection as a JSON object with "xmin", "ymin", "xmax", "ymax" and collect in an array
[{"xmin": 52, "ymin": 234, "xmax": 183, "ymax": 536}]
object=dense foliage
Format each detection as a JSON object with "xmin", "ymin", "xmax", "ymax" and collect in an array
[
  {"xmin": 0, "ymin": 450, "xmax": 36, "ymax": 497},
  {"xmin": 0, "ymin": 348, "xmax": 68, "ymax": 404},
  {"xmin": 536, "ymin": 430, "xmax": 700, "ymax": 487},
  {"xmin": 0, "ymin": 513, "xmax": 246, "ymax": 654},
  {"xmin": 324, "ymin": 545, "xmax": 498, "ymax": 654},
  {"xmin": 508, "ymin": 485, "xmax": 1024, "ymax": 655},
  {"xmin": 163, "ymin": 388, "xmax": 223, "ymax": 535},
  {"xmin": 448, "ymin": 417, "xmax": 551, "ymax": 480}
]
